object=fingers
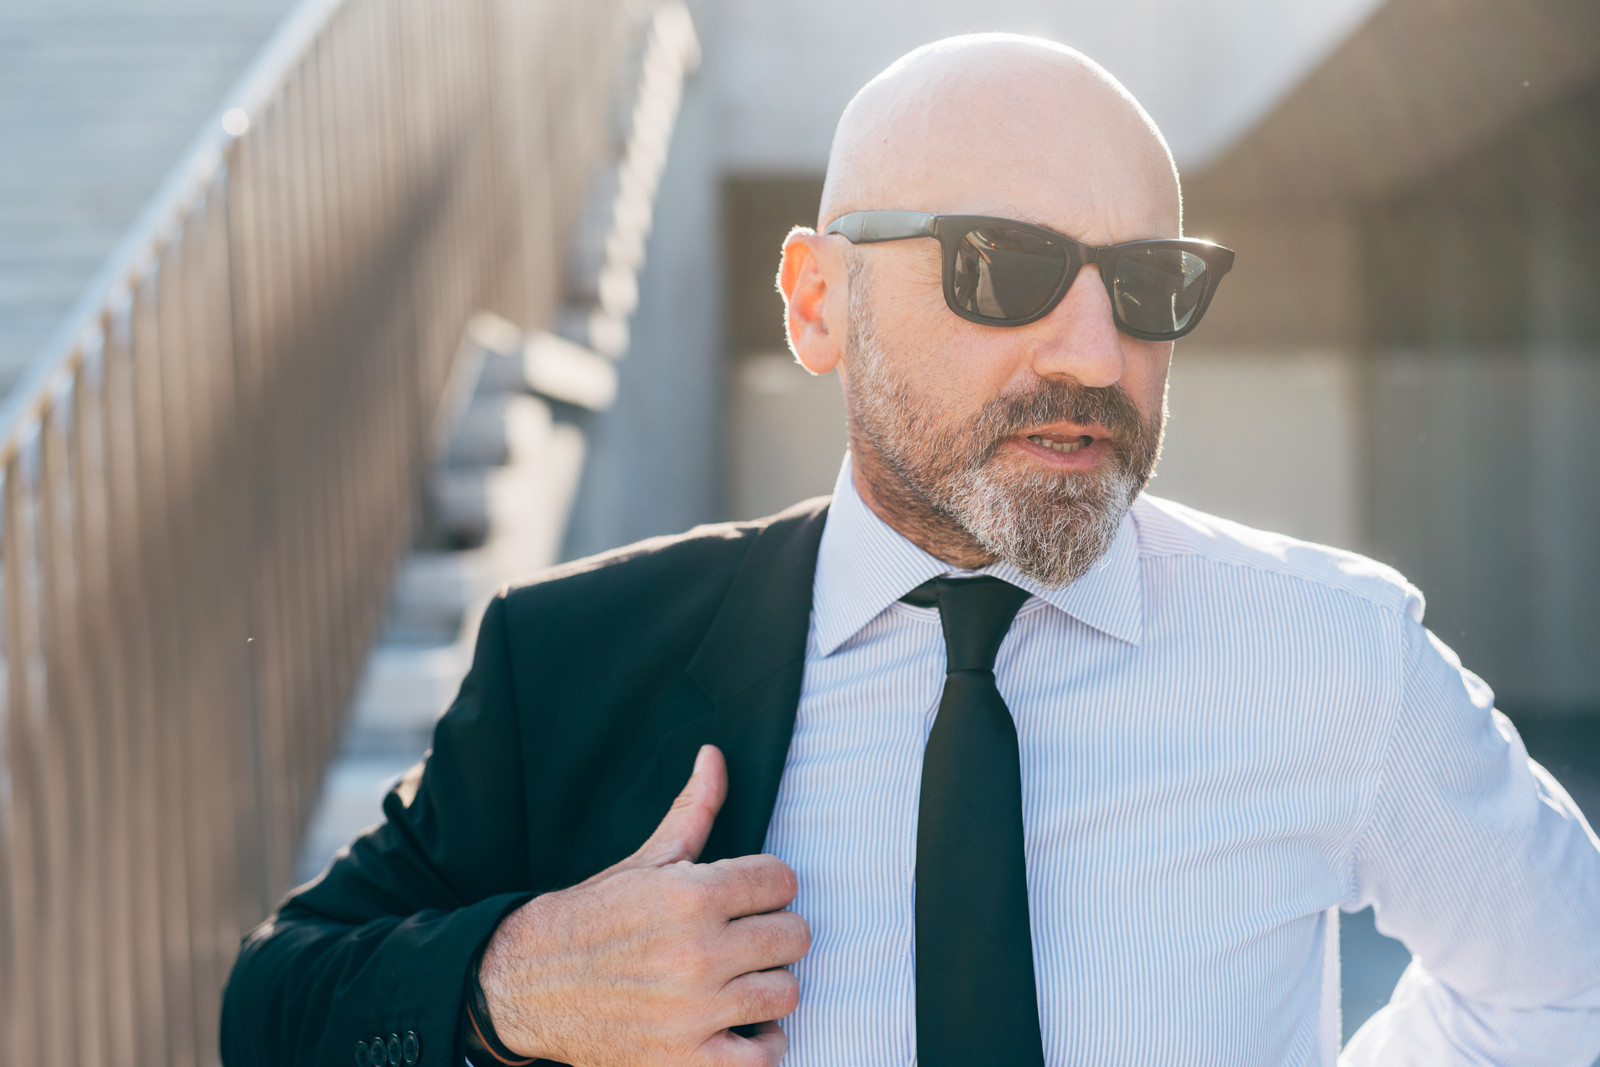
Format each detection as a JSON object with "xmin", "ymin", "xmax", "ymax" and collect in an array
[
  {"xmin": 703, "ymin": 1022, "xmax": 787, "ymax": 1067},
  {"xmin": 718, "ymin": 969, "xmax": 801, "ymax": 1032},
  {"xmin": 741, "ymin": 1020, "xmax": 787, "ymax": 1064},
  {"xmin": 702, "ymin": 853, "xmax": 799, "ymax": 918},
  {"xmin": 627, "ymin": 744, "xmax": 728, "ymax": 868},
  {"xmin": 714, "ymin": 1020, "xmax": 787, "ymax": 1067},
  {"xmin": 720, "ymin": 910, "xmax": 811, "ymax": 974}
]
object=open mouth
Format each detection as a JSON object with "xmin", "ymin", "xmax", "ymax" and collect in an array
[{"xmin": 1026, "ymin": 433, "xmax": 1093, "ymax": 455}]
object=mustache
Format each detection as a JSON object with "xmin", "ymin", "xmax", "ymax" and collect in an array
[{"xmin": 967, "ymin": 380, "xmax": 1149, "ymax": 462}]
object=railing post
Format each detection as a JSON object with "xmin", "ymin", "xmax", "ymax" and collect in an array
[{"xmin": 0, "ymin": 0, "xmax": 655, "ymax": 1059}]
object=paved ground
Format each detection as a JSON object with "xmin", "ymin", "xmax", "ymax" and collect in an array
[{"xmin": 0, "ymin": 0, "xmax": 294, "ymax": 393}]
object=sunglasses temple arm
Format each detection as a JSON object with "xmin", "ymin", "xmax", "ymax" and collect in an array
[{"xmin": 824, "ymin": 211, "xmax": 938, "ymax": 244}]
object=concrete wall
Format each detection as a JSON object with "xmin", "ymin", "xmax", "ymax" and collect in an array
[
  {"xmin": 1368, "ymin": 348, "xmax": 1600, "ymax": 713},
  {"xmin": 1157, "ymin": 204, "xmax": 1368, "ymax": 552},
  {"xmin": 1158, "ymin": 347, "xmax": 1363, "ymax": 551},
  {"xmin": 1180, "ymin": 75, "xmax": 1600, "ymax": 719},
  {"xmin": 698, "ymin": 0, "xmax": 1387, "ymax": 172}
]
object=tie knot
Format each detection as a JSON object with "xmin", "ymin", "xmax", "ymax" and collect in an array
[{"xmin": 902, "ymin": 576, "xmax": 1031, "ymax": 673}]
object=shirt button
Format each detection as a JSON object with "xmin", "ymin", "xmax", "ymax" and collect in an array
[
  {"xmin": 370, "ymin": 1036, "xmax": 388, "ymax": 1065},
  {"xmin": 402, "ymin": 1030, "xmax": 421, "ymax": 1064},
  {"xmin": 387, "ymin": 1034, "xmax": 402, "ymax": 1064},
  {"xmin": 354, "ymin": 1041, "xmax": 372, "ymax": 1066}
]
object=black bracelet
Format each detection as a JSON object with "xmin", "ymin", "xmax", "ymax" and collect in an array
[{"xmin": 463, "ymin": 937, "xmax": 537, "ymax": 1066}]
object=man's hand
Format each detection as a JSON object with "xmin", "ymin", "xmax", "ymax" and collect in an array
[{"xmin": 477, "ymin": 745, "xmax": 810, "ymax": 1066}]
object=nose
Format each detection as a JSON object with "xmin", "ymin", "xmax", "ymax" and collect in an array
[{"xmin": 1026, "ymin": 264, "xmax": 1124, "ymax": 388}]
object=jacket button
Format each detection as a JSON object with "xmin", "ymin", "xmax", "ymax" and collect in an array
[
  {"xmin": 402, "ymin": 1031, "xmax": 421, "ymax": 1064},
  {"xmin": 370, "ymin": 1036, "xmax": 388, "ymax": 1065},
  {"xmin": 354, "ymin": 1041, "xmax": 372, "ymax": 1066},
  {"xmin": 387, "ymin": 1034, "xmax": 402, "ymax": 1064}
]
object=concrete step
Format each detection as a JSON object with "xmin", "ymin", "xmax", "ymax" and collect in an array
[
  {"xmin": 394, "ymin": 425, "xmax": 587, "ymax": 638},
  {"xmin": 344, "ymin": 642, "xmax": 472, "ymax": 754},
  {"xmin": 296, "ymin": 356, "xmax": 589, "ymax": 885},
  {"xmin": 292, "ymin": 753, "xmax": 425, "ymax": 884},
  {"xmin": 0, "ymin": 0, "xmax": 297, "ymax": 392},
  {"xmin": 293, "ymin": 0, "xmax": 697, "ymax": 888},
  {"xmin": 471, "ymin": 314, "xmax": 620, "ymax": 412}
]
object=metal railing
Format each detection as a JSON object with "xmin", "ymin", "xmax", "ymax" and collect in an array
[{"xmin": 0, "ymin": 0, "xmax": 657, "ymax": 1063}]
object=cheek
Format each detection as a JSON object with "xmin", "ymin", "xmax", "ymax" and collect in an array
[
  {"xmin": 1121, "ymin": 339, "xmax": 1172, "ymax": 423},
  {"xmin": 874, "ymin": 250, "xmax": 947, "ymax": 331},
  {"xmin": 865, "ymin": 265, "xmax": 981, "ymax": 411},
  {"xmin": 846, "ymin": 321, "xmax": 973, "ymax": 432}
]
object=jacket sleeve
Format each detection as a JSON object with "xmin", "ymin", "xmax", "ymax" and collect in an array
[
  {"xmin": 1340, "ymin": 617, "xmax": 1600, "ymax": 1065},
  {"xmin": 221, "ymin": 593, "xmax": 535, "ymax": 1067}
]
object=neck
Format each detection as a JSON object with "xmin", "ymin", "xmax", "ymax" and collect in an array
[{"xmin": 848, "ymin": 436, "xmax": 995, "ymax": 571}]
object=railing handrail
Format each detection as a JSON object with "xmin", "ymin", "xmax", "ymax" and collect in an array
[
  {"xmin": 0, "ymin": 2, "xmax": 649, "ymax": 1062},
  {"xmin": 0, "ymin": 0, "xmax": 343, "ymax": 462}
]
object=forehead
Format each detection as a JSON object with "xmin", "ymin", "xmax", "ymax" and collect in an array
[{"xmin": 852, "ymin": 56, "xmax": 1179, "ymax": 243}]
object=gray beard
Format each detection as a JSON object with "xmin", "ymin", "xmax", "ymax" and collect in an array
[{"xmin": 842, "ymin": 256, "xmax": 1165, "ymax": 588}]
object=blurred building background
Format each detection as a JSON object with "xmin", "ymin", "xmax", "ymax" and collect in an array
[{"xmin": 1, "ymin": 0, "xmax": 1596, "ymax": 1061}]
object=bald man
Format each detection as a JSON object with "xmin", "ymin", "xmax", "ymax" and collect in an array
[{"xmin": 221, "ymin": 35, "xmax": 1600, "ymax": 1067}]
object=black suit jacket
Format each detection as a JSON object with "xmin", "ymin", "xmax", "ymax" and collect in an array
[{"xmin": 220, "ymin": 497, "xmax": 831, "ymax": 1066}]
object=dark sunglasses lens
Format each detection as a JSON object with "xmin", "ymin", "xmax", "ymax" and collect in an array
[
  {"xmin": 950, "ymin": 225, "xmax": 1069, "ymax": 321},
  {"xmin": 1110, "ymin": 248, "xmax": 1209, "ymax": 336}
]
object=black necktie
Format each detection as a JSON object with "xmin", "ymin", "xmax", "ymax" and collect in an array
[{"xmin": 906, "ymin": 576, "xmax": 1046, "ymax": 1067}]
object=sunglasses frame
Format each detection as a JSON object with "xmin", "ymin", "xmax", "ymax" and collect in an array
[{"xmin": 823, "ymin": 210, "xmax": 1235, "ymax": 341}]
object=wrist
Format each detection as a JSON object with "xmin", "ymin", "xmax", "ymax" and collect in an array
[{"xmin": 464, "ymin": 925, "xmax": 537, "ymax": 1066}]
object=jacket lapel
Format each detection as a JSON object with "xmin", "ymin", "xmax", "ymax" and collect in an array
[{"xmin": 660, "ymin": 496, "xmax": 830, "ymax": 862}]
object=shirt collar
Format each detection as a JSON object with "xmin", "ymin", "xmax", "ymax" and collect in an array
[{"xmin": 812, "ymin": 453, "xmax": 1145, "ymax": 656}]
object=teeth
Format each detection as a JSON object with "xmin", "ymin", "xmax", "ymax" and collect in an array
[{"xmin": 1027, "ymin": 434, "xmax": 1090, "ymax": 454}]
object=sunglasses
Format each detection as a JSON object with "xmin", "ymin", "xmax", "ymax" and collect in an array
[{"xmin": 823, "ymin": 211, "xmax": 1235, "ymax": 341}]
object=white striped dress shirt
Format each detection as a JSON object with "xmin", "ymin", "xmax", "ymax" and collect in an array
[{"xmin": 762, "ymin": 454, "xmax": 1600, "ymax": 1066}]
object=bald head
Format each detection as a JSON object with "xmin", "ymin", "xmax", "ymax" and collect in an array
[{"xmin": 819, "ymin": 35, "xmax": 1181, "ymax": 242}]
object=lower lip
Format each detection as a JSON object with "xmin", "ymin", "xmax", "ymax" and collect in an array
[{"xmin": 1009, "ymin": 434, "xmax": 1109, "ymax": 469}]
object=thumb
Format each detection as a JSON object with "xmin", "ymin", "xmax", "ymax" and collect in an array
[{"xmin": 626, "ymin": 744, "xmax": 728, "ymax": 868}]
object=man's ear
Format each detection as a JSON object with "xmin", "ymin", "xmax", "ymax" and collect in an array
[{"xmin": 778, "ymin": 226, "xmax": 844, "ymax": 376}]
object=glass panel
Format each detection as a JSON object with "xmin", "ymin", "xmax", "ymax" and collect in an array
[
  {"xmin": 951, "ymin": 225, "xmax": 1068, "ymax": 320},
  {"xmin": 1112, "ymin": 248, "xmax": 1207, "ymax": 334}
]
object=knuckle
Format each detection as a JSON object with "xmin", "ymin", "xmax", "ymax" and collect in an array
[
  {"xmin": 788, "ymin": 914, "xmax": 813, "ymax": 956},
  {"xmin": 760, "ymin": 856, "xmax": 798, "ymax": 899},
  {"xmin": 769, "ymin": 973, "xmax": 800, "ymax": 1017},
  {"xmin": 743, "ymin": 913, "xmax": 808, "ymax": 963},
  {"xmin": 763, "ymin": 918, "xmax": 802, "ymax": 959},
  {"xmin": 660, "ymin": 995, "xmax": 707, "ymax": 1038},
  {"xmin": 686, "ymin": 881, "xmax": 722, "ymax": 916},
  {"xmin": 664, "ymin": 936, "xmax": 716, "ymax": 981},
  {"xmin": 661, "ymin": 867, "xmax": 709, "ymax": 910},
  {"xmin": 748, "ymin": 972, "xmax": 799, "ymax": 1019},
  {"xmin": 644, "ymin": 829, "xmax": 695, "ymax": 865}
]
